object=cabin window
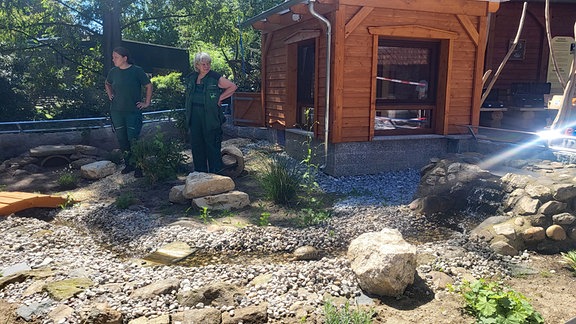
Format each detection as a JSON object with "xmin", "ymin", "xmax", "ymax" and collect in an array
[{"xmin": 375, "ymin": 38, "xmax": 439, "ymax": 134}]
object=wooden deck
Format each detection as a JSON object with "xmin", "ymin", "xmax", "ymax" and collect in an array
[{"xmin": 0, "ymin": 192, "xmax": 71, "ymax": 216}]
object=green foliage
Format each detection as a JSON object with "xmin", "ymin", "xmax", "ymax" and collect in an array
[
  {"xmin": 297, "ymin": 205, "xmax": 331, "ymax": 227},
  {"xmin": 300, "ymin": 131, "xmax": 320, "ymax": 195},
  {"xmin": 0, "ymin": 74, "xmax": 35, "ymax": 122},
  {"xmin": 130, "ymin": 131, "xmax": 187, "ymax": 184},
  {"xmin": 121, "ymin": 0, "xmax": 182, "ymax": 46},
  {"xmin": 296, "ymin": 121, "xmax": 332, "ymax": 227},
  {"xmin": 1, "ymin": 0, "xmax": 271, "ymax": 122},
  {"xmin": 150, "ymin": 72, "xmax": 187, "ymax": 136},
  {"xmin": 58, "ymin": 172, "xmax": 78, "ymax": 190},
  {"xmin": 323, "ymin": 299, "xmax": 375, "ymax": 324},
  {"xmin": 150, "ymin": 72, "xmax": 186, "ymax": 110},
  {"xmin": 561, "ymin": 250, "xmax": 576, "ymax": 273},
  {"xmin": 59, "ymin": 194, "xmax": 76, "ymax": 209},
  {"xmin": 456, "ymin": 279, "xmax": 544, "ymax": 324},
  {"xmin": 257, "ymin": 154, "xmax": 301, "ymax": 205},
  {"xmin": 1, "ymin": 0, "xmax": 106, "ymax": 120},
  {"xmin": 115, "ymin": 192, "xmax": 136, "ymax": 209},
  {"xmin": 258, "ymin": 212, "xmax": 270, "ymax": 227},
  {"xmin": 199, "ymin": 206, "xmax": 211, "ymax": 223}
]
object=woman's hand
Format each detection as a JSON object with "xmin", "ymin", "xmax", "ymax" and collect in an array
[{"xmin": 136, "ymin": 101, "xmax": 150, "ymax": 109}]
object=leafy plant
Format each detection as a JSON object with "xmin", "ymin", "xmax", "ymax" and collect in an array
[
  {"xmin": 115, "ymin": 192, "xmax": 136, "ymax": 209},
  {"xmin": 323, "ymin": 299, "xmax": 374, "ymax": 324},
  {"xmin": 257, "ymin": 154, "xmax": 301, "ymax": 205},
  {"xmin": 130, "ymin": 131, "xmax": 187, "ymax": 184},
  {"xmin": 297, "ymin": 207, "xmax": 331, "ymax": 227},
  {"xmin": 258, "ymin": 212, "xmax": 270, "ymax": 226},
  {"xmin": 300, "ymin": 127, "xmax": 319, "ymax": 193},
  {"xmin": 59, "ymin": 194, "xmax": 76, "ymax": 209},
  {"xmin": 455, "ymin": 279, "xmax": 544, "ymax": 324},
  {"xmin": 150, "ymin": 72, "xmax": 185, "ymax": 111},
  {"xmin": 561, "ymin": 250, "xmax": 576, "ymax": 273},
  {"xmin": 199, "ymin": 206, "xmax": 211, "ymax": 223},
  {"xmin": 218, "ymin": 209, "xmax": 235, "ymax": 219},
  {"xmin": 57, "ymin": 172, "xmax": 78, "ymax": 190}
]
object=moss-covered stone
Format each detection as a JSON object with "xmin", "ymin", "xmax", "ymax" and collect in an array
[{"xmin": 44, "ymin": 277, "xmax": 94, "ymax": 301}]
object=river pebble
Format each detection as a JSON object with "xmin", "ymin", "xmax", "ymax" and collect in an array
[{"xmin": 0, "ymin": 140, "xmax": 521, "ymax": 323}]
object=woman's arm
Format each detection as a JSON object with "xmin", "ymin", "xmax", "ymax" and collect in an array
[
  {"xmin": 105, "ymin": 82, "xmax": 114, "ymax": 101},
  {"xmin": 218, "ymin": 77, "xmax": 238, "ymax": 105},
  {"xmin": 137, "ymin": 83, "xmax": 153, "ymax": 109}
]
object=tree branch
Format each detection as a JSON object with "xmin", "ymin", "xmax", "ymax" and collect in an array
[
  {"xmin": 122, "ymin": 13, "xmax": 195, "ymax": 29},
  {"xmin": 10, "ymin": 28, "xmax": 102, "ymax": 76},
  {"xmin": 26, "ymin": 22, "xmax": 99, "ymax": 36},
  {"xmin": 49, "ymin": 0, "xmax": 103, "ymax": 27}
]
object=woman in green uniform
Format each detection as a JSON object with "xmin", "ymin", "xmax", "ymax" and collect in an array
[
  {"xmin": 185, "ymin": 52, "xmax": 237, "ymax": 174},
  {"xmin": 104, "ymin": 47, "xmax": 153, "ymax": 178}
]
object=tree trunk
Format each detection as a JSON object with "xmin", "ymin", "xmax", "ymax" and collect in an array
[{"xmin": 102, "ymin": 0, "xmax": 122, "ymax": 75}]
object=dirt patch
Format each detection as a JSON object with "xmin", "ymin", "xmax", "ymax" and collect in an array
[{"xmin": 1, "ymin": 154, "xmax": 576, "ymax": 323}]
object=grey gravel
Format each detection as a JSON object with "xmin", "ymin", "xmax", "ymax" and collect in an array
[{"xmin": 0, "ymin": 140, "xmax": 524, "ymax": 323}]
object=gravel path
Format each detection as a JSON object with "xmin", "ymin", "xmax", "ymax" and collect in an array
[{"xmin": 0, "ymin": 141, "xmax": 527, "ymax": 323}]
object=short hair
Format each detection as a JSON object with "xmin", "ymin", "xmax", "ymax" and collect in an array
[
  {"xmin": 194, "ymin": 52, "xmax": 212, "ymax": 72},
  {"xmin": 112, "ymin": 46, "xmax": 134, "ymax": 64}
]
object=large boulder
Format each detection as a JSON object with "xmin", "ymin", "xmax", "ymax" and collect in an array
[
  {"xmin": 347, "ymin": 228, "xmax": 416, "ymax": 297},
  {"xmin": 80, "ymin": 160, "xmax": 116, "ymax": 179},
  {"xmin": 412, "ymin": 159, "xmax": 504, "ymax": 216},
  {"xmin": 192, "ymin": 190, "xmax": 250, "ymax": 211},
  {"xmin": 182, "ymin": 172, "xmax": 235, "ymax": 199}
]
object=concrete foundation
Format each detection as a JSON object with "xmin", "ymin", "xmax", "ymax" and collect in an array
[{"xmin": 285, "ymin": 130, "xmax": 465, "ymax": 176}]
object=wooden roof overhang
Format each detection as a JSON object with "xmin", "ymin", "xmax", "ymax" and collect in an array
[
  {"xmin": 240, "ymin": 0, "xmax": 336, "ymax": 32},
  {"xmin": 241, "ymin": 0, "xmax": 501, "ymax": 32}
]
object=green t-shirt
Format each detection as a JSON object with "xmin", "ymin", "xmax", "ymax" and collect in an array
[{"xmin": 106, "ymin": 65, "xmax": 151, "ymax": 112}]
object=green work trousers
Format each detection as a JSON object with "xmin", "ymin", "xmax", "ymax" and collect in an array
[
  {"xmin": 110, "ymin": 110, "xmax": 143, "ymax": 167},
  {"xmin": 189, "ymin": 105, "xmax": 223, "ymax": 174}
]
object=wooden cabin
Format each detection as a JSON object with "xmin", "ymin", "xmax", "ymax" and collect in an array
[{"xmin": 239, "ymin": 0, "xmax": 501, "ymax": 176}]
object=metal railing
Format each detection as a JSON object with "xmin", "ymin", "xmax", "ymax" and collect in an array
[{"xmin": 0, "ymin": 109, "xmax": 184, "ymax": 134}]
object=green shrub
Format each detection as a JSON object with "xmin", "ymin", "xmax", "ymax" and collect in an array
[
  {"xmin": 115, "ymin": 192, "xmax": 135, "ymax": 209},
  {"xmin": 323, "ymin": 299, "xmax": 374, "ymax": 324},
  {"xmin": 130, "ymin": 131, "xmax": 187, "ymax": 184},
  {"xmin": 258, "ymin": 212, "xmax": 270, "ymax": 226},
  {"xmin": 199, "ymin": 206, "xmax": 211, "ymax": 223},
  {"xmin": 150, "ymin": 72, "xmax": 185, "ymax": 111},
  {"xmin": 257, "ymin": 155, "xmax": 301, "ymax": 205},
  {"xmin": 151, "ymin": 73, "xmax": 187, "ymax": 137},
  {"xmin": 297, "ymin": 207, "xmax": 331, "ymax": 227},
  {"xmin": 456, "ymin": 279, "xmax": 544, "ymax": 324},
  {"xmin": 561, "ymin": 250, "xmax": 576, "ymax": 273},
  {"xmin": 58, "ymin": 172, "xmax": 78, "ymax": 190},
  {"xmin": 59, "ymin": 194, "xmax": 76, "ymax": 209}
]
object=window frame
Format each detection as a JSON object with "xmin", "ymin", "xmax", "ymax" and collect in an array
[
  {"xmin": 374, "ymin": 38, "xmax": 440, "ymax": 135},
  {"xmin": 368, "ymin": 25, "xmax": 457, "ymax": 136}
]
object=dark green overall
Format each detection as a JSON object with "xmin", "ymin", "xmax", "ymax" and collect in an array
[
  {"xmin": 106, "ymin": 65, "xmax": 150, "ymax": 167},
  {"xmin": 185, "ymin": 71, "xmax": 226, "ymax": 173}
]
